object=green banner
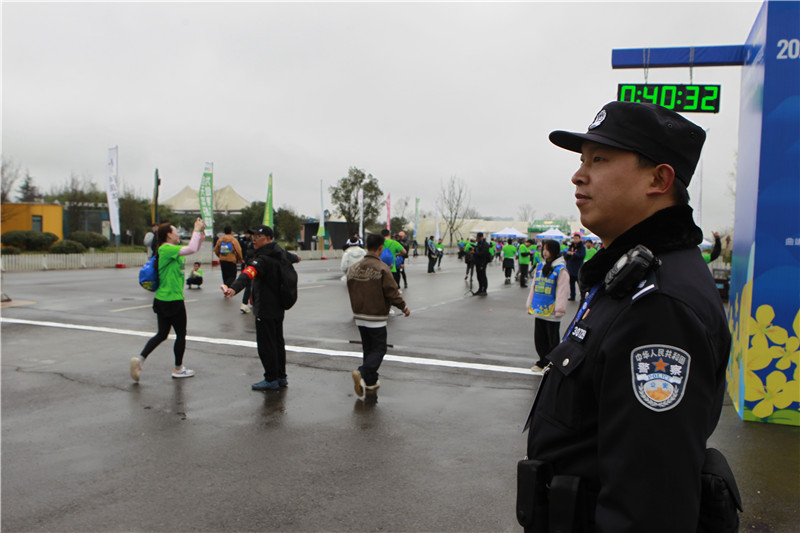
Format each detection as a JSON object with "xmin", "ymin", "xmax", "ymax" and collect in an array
[
  {"xmin": 199, "ymin": 162, "xmax": 214, "ymax": 236},
  {"xmin": 263, "ymin": 173, "xmax": 273, "ymax": 226}
]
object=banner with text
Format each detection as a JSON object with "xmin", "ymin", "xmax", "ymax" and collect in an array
[
  {"xmin": 105, "ymin": 146, "xmax": 120, "ymax": 236},
  {"xmin": 199, "ymin": 162, "xmax": 214, "ymax": 237}
]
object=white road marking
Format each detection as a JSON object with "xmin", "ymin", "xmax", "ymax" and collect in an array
[{"xmin": 1, "ymin": 316, "xmax": 533, "ymax": 376}]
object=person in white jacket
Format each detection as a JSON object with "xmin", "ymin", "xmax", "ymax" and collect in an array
[{"xmin": 525, "ymin": 239, "xmax": 569, "ymax": 373}]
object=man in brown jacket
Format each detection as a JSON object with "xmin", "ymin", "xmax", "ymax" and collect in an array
[
  {"xmin": 347, "ymin": 233, "xmax": 410, "ymax": 397},
  {"xmin": 214, "ymin": 225, "xmax": 244, "ymax": 288}
]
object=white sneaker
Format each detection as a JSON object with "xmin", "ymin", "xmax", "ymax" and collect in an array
[
  {"xmin": 171, "ymin": 366, "xmax": 196, "ymax": 379},
  {"xmin": 530, "ymin": 365, "xmax": 544, "ymax": 374},
  {"xmin": 240, "ymin": 303, "xmax": 251, "ymax": 314},
  {"xmin": 130, "ymin": 357, "xmax": 142, "ymax": 382}
]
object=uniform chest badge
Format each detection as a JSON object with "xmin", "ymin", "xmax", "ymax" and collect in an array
[{"xmin": 631, "ymin": 345, "xmax": 691, "ymax": 412}]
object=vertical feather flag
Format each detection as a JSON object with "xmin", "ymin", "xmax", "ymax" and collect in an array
[
  {"xmin": 199, "ymin": 163, "xmax": 214, "ymax": 237},
  {"xmin": 263, "ymin": 173, "xmax": 274, "ymax": 226},
  {"xmin": 152, "ymin": 169, "xmax": 160, "ymax": 224},
  {"xmin": 358, "ymin": 188, "xmax": 364, "ymax": 240},
  {"xmin": 386, "ymin": 194, "xmax": 391, "ymax": 230},
  {"xmin": 105, "ymin": 146, "xmax": 120, "ymax": 237}
]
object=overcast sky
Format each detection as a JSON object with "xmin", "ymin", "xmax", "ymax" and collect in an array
[{"xmin": 2, "ymin": 1, "xmax": 762, "ymax": 234}]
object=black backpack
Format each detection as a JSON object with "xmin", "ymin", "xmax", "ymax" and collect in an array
[{"xmin": 276, "ymin": 251, "xmax": 298, "ymax": 310}]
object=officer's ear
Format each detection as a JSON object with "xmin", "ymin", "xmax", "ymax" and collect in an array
[{"xmin": 645, "ymin": 163, "xmax": 676, "ymax": 197}]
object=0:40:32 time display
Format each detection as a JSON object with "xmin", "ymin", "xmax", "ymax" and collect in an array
[{"xmin": 617, "ymin": 84, "xmax": 721, "ymax": 113}]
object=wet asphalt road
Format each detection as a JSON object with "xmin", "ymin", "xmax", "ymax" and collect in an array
[{"xmin": 1, "ymin": 255, "xmax": 798, "ymax": 532}]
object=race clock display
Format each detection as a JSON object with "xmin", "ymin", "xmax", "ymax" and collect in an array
[{"xmin": 617, "ymin": 84, "xmax": 721, "ymax": 113}]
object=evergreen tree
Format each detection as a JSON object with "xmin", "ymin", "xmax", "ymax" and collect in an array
[{"xmin": 329, "ymin": 167, "xmax": 383, "ymax": 233}]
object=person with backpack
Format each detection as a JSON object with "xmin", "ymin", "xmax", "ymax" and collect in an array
[
  {"xmin": 222, "ymin": 225, "xmax": 300, "ymax": 391},
  {"xmin": 526, "ymin": 239, "xmax": 569, "ymax": 373},
  {"xmin": 130, "ymin": 217, "xmax": 206, "ymax": 382},
  {"xmin": 143, "ymin": 223, "xmax": 158, "ymax": 259},
  {"xmin": 214, "ymin": 225, "xmax": 244, "ymax": 288}
]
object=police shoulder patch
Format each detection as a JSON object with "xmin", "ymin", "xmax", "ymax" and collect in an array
[{"xmin": 631, "ymin": 344, "xmax": 691, "ymax": 412}]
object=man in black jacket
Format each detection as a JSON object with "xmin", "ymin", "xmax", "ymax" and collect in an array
[
  {"xmin": 222, "ymin": 225, "xmax": 300, "ymax": 391},
  {"xmin": 472, "ymin": 232, "xmax": 491, "ymax": 295},
  {"xmin": 519, "ymin": 102, "xmax": 733, "ymax": 533},
  {"xmin": 563, "ymin": 232, "xmax": 586, "ymax": 301}
]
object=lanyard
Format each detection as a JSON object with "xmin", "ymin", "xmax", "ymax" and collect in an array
[{"xmin": 562, "ymin": 283, "xmax": 602, "ymax": 342}]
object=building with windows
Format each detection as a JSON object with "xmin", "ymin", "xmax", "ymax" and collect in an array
[{"xmin": 1, "ymin": 203, "xmax": 64, "ymax": 241}]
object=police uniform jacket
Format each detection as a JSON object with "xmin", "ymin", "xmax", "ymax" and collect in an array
[{"xmin": 525, "ymin": 205, "xmax": 731, "ymax": 533}]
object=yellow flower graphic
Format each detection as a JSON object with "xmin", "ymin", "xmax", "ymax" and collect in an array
[
  {"xmin": 746, "ymin": 334, "xmax": 779, "ymax": 375},
  {"xmin": 745, "ymin": 370, "xmax": 800, "ymax": 419},
  {"xmin": 775, "ymin": 336, "xmax": 799, "ymax": 371},
  {"xmin": 727, "ymin": 358, "xmax": 740, "ymax": 407},
  {"xmin": 748, "ymin": 305, "xmax": 788, "ymax": 347}
]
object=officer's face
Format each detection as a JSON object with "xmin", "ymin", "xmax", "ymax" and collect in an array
[{"xmin": 571, "ymin": 142, "xmax": 654, "ymax": 246}]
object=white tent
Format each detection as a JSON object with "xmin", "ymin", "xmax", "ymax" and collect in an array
[
  {"xmin": 491, "ymin": 227, "xmax": 527, "ymax": 239},
  {"xmin": 583, "ymin": 233, "xmax": 602, "ymax": 242},
  {"xmin": 699, "ymin": 239, "xmax": 713, "ymax": 249},
  {"xmin": 535, "ymin": 228, "xmax": 568, "ymax": 239}
]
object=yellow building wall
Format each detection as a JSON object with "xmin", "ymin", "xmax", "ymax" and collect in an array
[{"xmin": 1, "ymin": 204, "xmax": 64, "ymax": 241}]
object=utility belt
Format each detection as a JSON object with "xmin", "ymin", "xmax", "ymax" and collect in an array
[
  {"xmin": 516, "ymin": 460, "xmax": 596, "ymax": 533},
  {"xmin": 516, "ymin": 449, "xmax": 742, "ymax": 533}
]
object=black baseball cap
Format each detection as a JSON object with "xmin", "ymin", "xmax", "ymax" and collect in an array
[
  {"xmin": 549, "ymin": 101, "xmax": 706, "ymax": 186},
  {"xmin": 250, "ymin": 225, "xmax": 274, "ymax": 238}
]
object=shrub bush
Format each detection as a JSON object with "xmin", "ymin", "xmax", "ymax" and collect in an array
[
  {"xmin": 69, "ymin": 231, "xmax": 110, "ymax": 249},
  {"xmin": 1, "ymin": 246, "xmax": 22, "ymax": 255},
  {"xmin": 49, "ymin": 240, "xmax": 87, "ymax": 254},
  {"xmin": 0, "ymin": 231, "xmax": 28, "ymax": 249},
  {"xmin": 0, "ymin": 230, "xmax": 59, "ymax": 251}
]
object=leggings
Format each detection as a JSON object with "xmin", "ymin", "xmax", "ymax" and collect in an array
[{"xmin": 141, "ymin": 299, "xmax": 187, "ymax": 367}]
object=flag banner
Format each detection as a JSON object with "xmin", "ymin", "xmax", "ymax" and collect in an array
[
  {"xmin": 386, "ymin": 194, "xmax": 391, "ymax": 230},
  {"xmin": 414, "ymin": 198, "xmax": 419, "ymax": 240},
  {"xmin": 263, "ymin": 173, "xmax": 274, "ymax": 226},
  {"xmin": 317, "ymin": 179, "xmax": 326, "ymax": 237},
  {"xmin": 358, "ymin": 188, "xmax": 364, "ymax": 240},
  {"xmin": 152, "ymin": 168, "xmax": 160, "ymax": 224},
  {"xmin": 199, "ymin": 162, "xmax": 214, "ymax": 237},
  {"xmin": 435, "ymin": 201, "xmax": 440, "ymax": 240},
  {"xmin": 105, "ymin": 146, "xmax": 120, "ymax": 236}
]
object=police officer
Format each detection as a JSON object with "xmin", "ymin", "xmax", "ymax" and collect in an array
[{"xmin": 518, "ymin": 102, "xmax": 734, "ymax": 533}]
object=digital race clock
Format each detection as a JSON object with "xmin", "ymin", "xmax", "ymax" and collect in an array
[{"xmin": 617, "ymin": 84, "xmax": 721, "ymax": 113}]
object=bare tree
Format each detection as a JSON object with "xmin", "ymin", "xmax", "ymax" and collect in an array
[
  {"xmin": 1, "ymin": 158, "xmax": 21, "ymax": 204},
  {"xmin": 462, "ymin": 206, "xmax": 481, "ymax": 219},
  {"xmin": 438, "ymin": 175, "xmax": 471, "ymax": 246},
  {"xmin": 517, "ymin": 204, "xmax": 536, "ymax": 225},
  {"xmin": 392, "ymin": 196, "xmax": 410, "ymax": 221}
]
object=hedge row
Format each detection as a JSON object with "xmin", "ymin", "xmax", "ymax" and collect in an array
[
  {"xmin": 1, "ymin": 231, "xmax": 59, "ymax": 251},
  {"xmin": 68, "ymin": 231, "xmax": 110, "ymax": 249},
  {"xmin": 0, "ymin": 230, "xmax": 109, "ymax": 253},
  {"xmin": 50, "ymin": 240, "xmax": 87, "ymax": 254}
]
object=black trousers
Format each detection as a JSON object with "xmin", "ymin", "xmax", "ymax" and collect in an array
[
  {"xmin": 141, "ymin": 299, "xmax": 187, "ymax": 367},
  {"xmin": 255, "ymin": 316, "xmax": 287, "ymax": 382},
  {"xmin": 358, "ymin": 325, "xmax": 387, "ymax": 386},
  {"xmin": 534, "ymin": 318, "xmax": 561, "ymax": 366},
  {"xmin": 568, "ymin": 272, "xmax": 579, "ymax": 299},
  {"xmin": 476, "ymin": 263, "xmax": 488, "ymax": 292},
  {"xmin": 519, "ymin": 264, "xmax": 529, "ymax": 286},
  {"xmin": 428, "ymin": 255, "xmax": 437, "ymax": 273},
  {"xmin": 503, "ymin": 258, "xmax": 515, "ymax": 279},
  {"xmin": 187, "ymin": 276, "xmax": 203, "ymax": 288},
  {"xmin": 220, "ymin": 261, "xmax": 238, "ymax": 287}
]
